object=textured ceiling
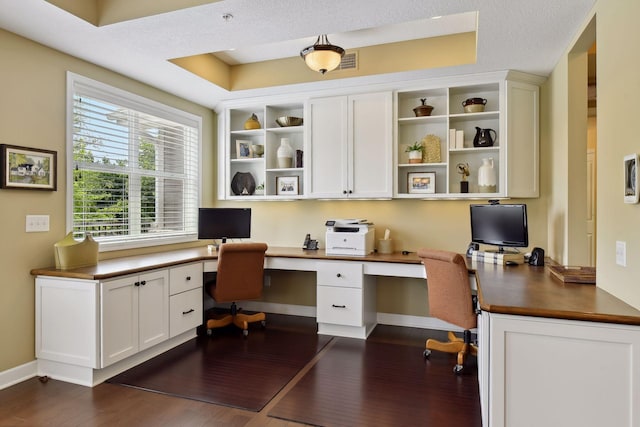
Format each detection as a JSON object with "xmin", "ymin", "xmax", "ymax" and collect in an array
[{"xmin": 0, "ymin": 0, "xmax": 595, "ymax": 109}]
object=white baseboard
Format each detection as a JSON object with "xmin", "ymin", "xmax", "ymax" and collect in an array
[
  {"xmin": 236, "ymin": 301, "xmax": 458, "ymax": 331},
  {"xmin": 0, "ymin": 360, "xmax": 37, "ymax": 390}
]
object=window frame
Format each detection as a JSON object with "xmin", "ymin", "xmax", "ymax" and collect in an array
[{"xmin": 66, "ymin": 72, "xmax": 202, "ymax": 252}]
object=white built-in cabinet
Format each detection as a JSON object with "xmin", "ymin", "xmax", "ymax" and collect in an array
[
  {"xmin": 101, "ymin": 269, "xmax": 169, "ymax": 367},
  {"xmin": 35, "ymin": 262, "xmax": 204, "ymax": 386},
  {"xmin": 218, "ymin": 71, "xmax": 542, "ymax": 200},
  {"xmin": 482, "ymin": 312, "xmax": 640, "ymax": 427},
  {"xmin": 222, "ymin": 102, "xmax": 306, "ymax": 199},
  {"xmin": 395, "ymin": 73, "xmax": 542, "ymax": 198},
  {"xmin": 315, "ymin": 261, "xmax": 376, "ymax": 338},
  {"xmin": 308, "ymin": 92, "xmax": 393, "ymax": 199}
]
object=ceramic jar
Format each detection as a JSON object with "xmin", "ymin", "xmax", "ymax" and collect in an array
[
  {"xmin": 478, "ymin": 157, "xmax": 496, "ymax": 193},
  {"xmin": 277, "ymin": 138, "xmax": 294, "ymax": 168}
]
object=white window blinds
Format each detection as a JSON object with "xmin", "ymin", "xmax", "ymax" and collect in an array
[{"xmin": 68, "ymin": 73, "xmax": 201, "ymax": 250}]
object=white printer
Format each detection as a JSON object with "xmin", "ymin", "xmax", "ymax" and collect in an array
[{"xmin": 325, "ymin": 219, "xmax": 375, "ymax": 256}]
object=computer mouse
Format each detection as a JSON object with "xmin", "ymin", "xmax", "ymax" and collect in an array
[{"xmin": 505, "ymin": 261, "xmax": 519, "ymax": 266}]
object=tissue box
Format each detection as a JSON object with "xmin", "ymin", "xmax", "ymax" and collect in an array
[{"xmin": 54, "ymin": 232, "xmax": 99, "ymax": 270}]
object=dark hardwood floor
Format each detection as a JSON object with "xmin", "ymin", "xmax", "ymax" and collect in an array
[{"xmin": 0, "ymin": 315, "xmax": 480, "ymax": 427}]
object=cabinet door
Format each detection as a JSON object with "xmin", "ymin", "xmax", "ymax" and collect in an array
[
  {"xmin": 101, "ymin": 275, "xmax": 139, "ymax": 367},
  {"xmin": 505, "ymin": 80, "xmax": 539, "ymax": 197},
  {"xmin": 308, "ymin": 96, "xmax": 348, "ymax": 198},
  {"xmin": 488, "ymin": 313, "xmax": 640, "ymax": 427},
  {"xmin": 138, "ymin": 269, "xmax": 169, "ymax": 351},
  {"xmin": 349, "ymin": 92, "xmax": 393, "ymax": 198}
]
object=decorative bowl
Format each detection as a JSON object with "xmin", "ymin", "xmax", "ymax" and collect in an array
[
  {"xmin": 275, "ymin": 116, "xmax": 303, "ymax": 127},
  {"xmin": 462, "ymin": 97, "xmax": 487, "ymax": 113}
]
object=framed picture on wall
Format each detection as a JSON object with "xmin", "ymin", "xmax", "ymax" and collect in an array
[
  {"xmin": 0, "ymin": 144, "xmax": 57, "ymax": 191},
  {"xmin": 624, "ymin": 153, "xmax": 638, "ymax": 204},
  {"xmin": 408, "ymin": 172, "xmax": 435, "ymax": 194},
  {"xmin": 276, "ymin": 176, "xmax": 299, "ymax": 195}
]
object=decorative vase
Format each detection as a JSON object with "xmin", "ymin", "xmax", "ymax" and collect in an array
[
  {"xmin": 277, "ymin": 138, "xmax": 294, "ymax": 168},
  {"xmin": 244, "ymin": 113, "xmax": 261, "ymax": 130},
  {"xmin": 230, "ymin": 172, "xmax": 256, "ymax": 195},
  {"xmin": 478, "ymin": 157, "xmax": 496, "ymax": 193},
  {"xmin": 408, "ymin": 150, "xmax": 423, "ymax": 164}
]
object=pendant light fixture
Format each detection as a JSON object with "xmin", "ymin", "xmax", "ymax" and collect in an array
[{"xmin": 300, "ymin": 34, "xmax": 345, "ymax": 74}]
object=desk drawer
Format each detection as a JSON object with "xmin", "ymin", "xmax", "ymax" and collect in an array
[
  {"xmin": 317, "ymin": 262, "xmax": 363, "ymax": 288},
  {"xmin": 169, "ymin": 288, "xmax": 202, "ymax": 337},
  {"xmin": 317, "ymin": 286, "xmax": 363, "ymax": 326},
  {"xmin": 169, "ymin": 262, "xmax": 203, "ymax": 295}
]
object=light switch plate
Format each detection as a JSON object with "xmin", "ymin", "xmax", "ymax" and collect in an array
[
  {"xmin": 616, "ymin": 241, "xmax": 626, "ymax": 267},
  {"xmin": 26, "ymin": 215, "xmax": 49, "ymax": 232}
]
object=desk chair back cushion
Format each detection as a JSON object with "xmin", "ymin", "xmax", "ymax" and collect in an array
[
  {"xmin": 418, "ymin": 248, "xmax": 476, "ymax": 330},
  {"xmin": 210, "ymin": 242, "xmax": 268, "ymax": 303}
]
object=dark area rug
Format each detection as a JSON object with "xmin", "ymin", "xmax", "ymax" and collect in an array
[
  {"xmin": 268, "ymin": 337, "xmax": 482, "ymax": 427},
  {"xmin": 107, "ymin": 322, "xmax": 332, "ymax": 412}
]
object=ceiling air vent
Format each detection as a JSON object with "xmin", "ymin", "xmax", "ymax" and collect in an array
[{"xmin": 337, "ymin": 51, "xmax": 358, "ymax": 71}]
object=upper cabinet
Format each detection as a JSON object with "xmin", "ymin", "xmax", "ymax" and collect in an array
[
  {"xmin": 307, "ymin": 92, "xmax": 393, "ymax": 199},
  {"xmin": 395, "ymin": 73, "xmax": 542, "ymax": 199},
  {"xmin": 218, "ymin": 71, "xmax": 542, "ymax": 201},
  {"xmin": 221, "ymin": 101, "xmax": 306, "ymax": 200}
]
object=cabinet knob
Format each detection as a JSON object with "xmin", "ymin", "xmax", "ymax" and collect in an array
[
  {"xmin": 336, "ymin": 273, "xmax": 342, "ymax": 278},
  {"xmin": 348, "ymin": 190, "xmax": 353, "ymax": 194},
  {"xmin": 343, "ymin": 190, "xmax": 347, "ymax": 194},
  {"xmin": 186, "ymin": 276, "xmax": 191, "ymax": 281},
  {"xmin": 140, "ymin": 280, "xmax": 146, "ymax": 286},
  {"xmin": 134, "ymin": 281, "xmax": 140, "ymax": 287}
]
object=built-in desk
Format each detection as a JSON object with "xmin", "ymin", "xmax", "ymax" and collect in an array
[
  {"xmin": 32, "ymin": 247, "xmax": 640, "ymax": 427},
  {"xmin": 468, "ymin": 261, "xmax": 640, "ymax": 427}
]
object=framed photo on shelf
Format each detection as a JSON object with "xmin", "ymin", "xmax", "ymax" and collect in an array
[
  {"xmin": 276, "ymin": 176, "xmax": 299, "ymax": 195},
  {"xmin": 624, "ymin": 153, "xmax": 638, "ymax": 204},
  {"xmin": 408, "ymin": 171, "xmax": 435, "ymax": 194},
  {"xmin": 0, "ymin": 144, "xmax": 57, "ymax": 190},
  {"xmin": 236, "ymin": 140, "xmax": 252, "ymax": 159}
]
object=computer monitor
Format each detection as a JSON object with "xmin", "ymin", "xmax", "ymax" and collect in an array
[
  {"xmin": 198, "ymin": 208, "xmax": 251, "ymax": 243},
  {"xmin": 470, "ymin": 203, "xmax": 528, "ymax": 252}
]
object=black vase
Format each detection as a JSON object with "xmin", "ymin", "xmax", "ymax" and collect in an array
[{"xmin": 231, "ymin": 172, "xmax": 255, "ymax": 195}]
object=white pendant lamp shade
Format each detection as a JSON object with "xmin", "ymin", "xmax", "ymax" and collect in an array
[{"xmin": 300, "ymin": 34, "xmax": 345, "ymax": 74}]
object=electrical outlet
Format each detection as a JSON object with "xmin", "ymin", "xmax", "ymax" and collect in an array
[
  {"xmin": 616, "ymin": 241, "xmax": 626, "ymax": 267},
  {"xmin": 26, "ymin": 215, "xmax": 49, "ymax": 232}
]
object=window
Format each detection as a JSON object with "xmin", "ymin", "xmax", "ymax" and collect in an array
[{"xmin": 67, "ymin": 73, "xmax": 201, "ymax": 250}]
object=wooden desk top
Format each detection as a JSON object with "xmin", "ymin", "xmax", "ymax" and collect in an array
[
  {"xmin": 31, "ymin": 246, "xmax": 640, "ymax": 326},
  {"xmin": 471, "ymin": 260, "xmax": 640, "ymax": 326}
]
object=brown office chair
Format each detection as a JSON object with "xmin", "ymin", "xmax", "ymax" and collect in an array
[
  {"xmin": 417, "ymin": 248, "xmax": 478, "ymax": 374},
  {"xmin": 205, "ymin": 242, "xmax": 268, "ymax": 337}
]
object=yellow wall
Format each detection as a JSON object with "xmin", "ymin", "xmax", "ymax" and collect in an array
[
  {"xmin": 590, "ymin": 0, "xmax": 640, "ymax": 308},
  {"xmin": 0, "ymin": 29, "xmax": 215, "ymax": 371},
  {"xmin": 543, "ymin": 0, "xmax": 640, "ymax": 309},
  {"xmin": 6, "ymin": 0, "xmax": 640, "ymax": 375}
]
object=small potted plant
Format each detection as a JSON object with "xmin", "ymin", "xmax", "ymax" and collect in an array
[
  {"xmin": 255, "ymin": 182, "xmax": 265, "ymax": 195},
  {"xmin": 405, "ymin": 141, "xmax": 424, "ymax": 164}
]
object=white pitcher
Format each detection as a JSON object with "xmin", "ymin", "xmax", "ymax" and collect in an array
[{"xmin": 478, "ymin": 157, "xmax": 496, "ymax": 193}]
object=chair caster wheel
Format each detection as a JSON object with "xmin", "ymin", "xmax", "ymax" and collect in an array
[
  {"xmin": 453, "ymin": 364, "xmax": 464, "ymax": 374},
  {"xmin": 38, "ymin": 376, "xmax": 49, "ymax": 383},
  {"xmin": 260, "ymin": 320, "xmax": 266, "ymax": 328},
  {"xmin": 243, "ymin": 329, "xmax": 249, "ymax": 337},
  {"xmin": 206, "ymin": 329, "xmax": 212, "ymax": 336},
  {"xmin": 423, "ymin": 349, "xmax": 431, "ymax": 359}
]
